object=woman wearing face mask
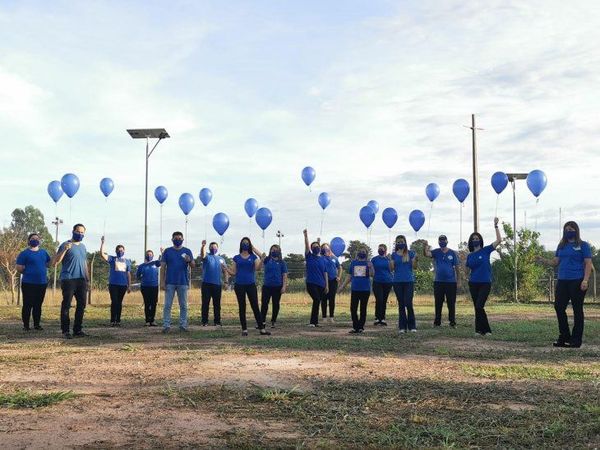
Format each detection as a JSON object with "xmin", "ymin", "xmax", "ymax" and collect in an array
[
  {"xmin": 391, "ymin": 235, "xmax": 417, "ymax": 333},
  {"xmin": 540, "ymin": 221, "xmax": 592, "ymax": 348},
  {"xmin": 466, "ymin": 217, "xmax": 502, "ymax": 336},
  {"xmin": 136, "ymin": 249, "xmax": 161, "ymax": 326},
  {"xmin": 371, "ymin": 244, "xmax": 393, "ymax": 326},
  {"xmin": 16, "ymin": 233, "xmax": 51, "ymax": 331},
  {"xmin": 340, "ymin": 247, "xmax": 373, "ymax": 333},
  {"xmin": 424, "ymin": 235, "xmax": 459, "ymax": 328},
  {"xmin": 320, "ymin": 242, "xmax": 341, "ymax": 323},
  {"xmin": 100, "ymin": 236, "xmax": 131, "ymax": 327},
  {"xmin": 303, "ymin": 229, "xmax": 329, "ymax": 327},
  {"xmin": 260, "ymin": 244, "xmax": 288, "ymax": 328},
  {"xmin": 228, "ymin": 237, "xmax": 271, "ymax": 336},
  {"xmin": 200, "ymin": 240, "xmax": 228, "ymax": 327}
]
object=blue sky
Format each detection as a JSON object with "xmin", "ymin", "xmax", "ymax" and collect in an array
[{"xmin": 1, "ymin": 0, "xmax": 599, "ymax": 259}]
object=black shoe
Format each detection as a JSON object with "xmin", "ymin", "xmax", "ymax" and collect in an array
[
  {"xmin": 449, "ymin": 322, "xmax": 456, "ymax": 328},
  {"xmin": 569, "ymin": 342, "xmax": 582, "ymax": 348},
  {"xmin": 271, "ymin": 322, "xmax": 276, "ymax": 328},
  {"xmin": 433, "ymin": 323, "xmax": 441, "ymax": 327},
  {"xmin": 201, "ymin": 323, "xmax": 208, "ymax": 327},
  {"xmin": 149, "ymin": 322, "xmax": 157, "ymax": 327},
  {"xmin": 73, "ymin": 331, "xmax": 87, "ymax": 338},
  {"xmin": 242, "ymin": 330, "xmax": 249, "ymax": 337},
  {"xmin": 23, "ymin": 326, "xmax": 31, "ymax": 331},
  {"xmin": 260, "ymin": 329, "xmax": 271, "ymax": 336},
  {"xmin": 34, "ymin": 326, "xmax": 43, "ymax": 331},
  {"xmin": 358, "ymin": 328, "xmax": 364, "ymax": 333},
  {"xmin": 373, "ymin": 321, "xmax": 380, "ymax": 326},
  {"xmin": 349, "ymin": 329, "xmax": 359, "ymax": 334},
  {"xmin": 380, "ymin": 320, "xmax": 387, "ymax": 326},
  {"xmin": 115, "ymin": 322, "xmax": 121, "ymax": 328},
  {"xmin": 553, "ymin": 339, "xmax": 569, "ymax": 347},
  {"xmin": 110, "ymin": 322, "xmax": 116, "ymax": 327},
  {"xmin": 63, "ymin": 332, "xmax": 73, "ymax": 340}
]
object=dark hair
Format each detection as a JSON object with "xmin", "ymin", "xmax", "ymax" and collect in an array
[
  {"xmin": 27, "ymin": 233, "xmax": 40, "ymax": 240},
  {"xmin": 269, "ymin": 244, "xmax": 281, "ymax": 253},
  {"xmin": 356, "ymin": 246, "xmax": 368, "ymax": 259},
  {"xmin": 239, "ymin": 236, "xmax": 253, "ymax": 254},
  {"xmin": 172, "ymin": 231, "xmax": 183, "ymax": 239},
  {"xmin": 467, "ymin": 232, "xmax": 484, "ymax": 252},
  {"xmin": 378, "ymin": 243, "xmax": 387, "ymax": 252},
  {"xmin": 310, "ymin": 241, "xmax": 320, "ymax": 249},
  {"xmin": 115, "ymin": 245, "xmax": 125, "ymax": 253},
  {"xmin": 209, "ymin": 242, "xmax": 218, "ymax": 248},
  {"xmin": 558, "ymin": 221, "xmax": 582, "ymax": 249},
  {"xmin": 72, "ymin": 223, "xmax": 85, "ymax": 231},
  {"xmin": 146, "ymin": 249, "xmax": 154, "ymax": 255}
]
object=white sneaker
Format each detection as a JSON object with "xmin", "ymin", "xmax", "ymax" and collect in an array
[
  {"xmin": 410, "ymin": 329, "xmax": 417, "ymax": 333},
  {"xmin": 308, "ymin": 324, "xmax": 316, "ymax": 328},
  {"xmin": 398, "ymin": 329, "xmax": 406, "ymax": 335},
  {"xmin": 330, "ymin": 317, "xmax": 335, "ymax": 323}
]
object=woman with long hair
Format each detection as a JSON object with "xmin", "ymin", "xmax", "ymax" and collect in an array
[
  {"xmin": 391, "ymin": 235, "xmax": 417, "ymax": 333},
  {"xmin": 303, "ymin": 229, "xmax": 329, "ymax": 327},
  {"xmin": 260, "ymin": 244, "xmax": 288, "ymax": 328}
]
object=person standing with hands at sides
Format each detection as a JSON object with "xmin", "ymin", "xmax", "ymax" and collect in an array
[
  {"xmin": 160, "ymin": 231, "xmax": 195, "ymax": 333},
  {"xmin": 371, "ymin": 244, "xmax": 393, "ymax": 326},
  {"xmin": 391, "ymin": 235, "xmax": 417, "ymax": 334},
  {"xmin": 52, "ymin": 224, "xmax": 89, "ymax": 339},
  {"xmin": 466, "ymin": 217, "xmax": 502, "ymax": 336},
  {"xmin": 100, "ymin": 237, "xmax": 131, "ymax": 327},
  {"xmin": 424, "ymin": 235, "xmax": 459, "ymax": 328},
  {"xmin": 339, "ymin": 246, "xmax": 373, "ymax": 333},
  {"xmin": 260, "ymin": 244, "xmax": 288, "ymax": 328},
  {"xmin": 227, "ymin": 237, "xmax": 271, "ymax": 336},
  {"xmin": 539, "ymin": 221, "xmax": 592, "ymax": 348},
  {"xmin": 304, "ymin": 229, "xmax": 328, "ymax": 327},
  {"xmin": 16, "ymin": 233, "xmax": 51, "ymax": 331},
  {"xmin": 320, "ymin": 242, "xmax": 341, "ymax": 323},
  {"xmin": 200, "ymin": 240, "xmax": 228, "ymax": 327},
  {"xmin": 136, "ymin": 249, "xmax": 161, "ymax": 326}
]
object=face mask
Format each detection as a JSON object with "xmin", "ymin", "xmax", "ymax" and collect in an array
[
  {"xmin": 270, "ymin": 251, "xmax": 281, "ymax": 258},
  {"xmin": 439, "ymin": 241, "xmax": 447, "ymax": 248},
  {"xmin": 241, "ymin": 243, "xmax": 250, "ymax": 251},
  {"xmin": 145, "ymin": 255, "xmax": 153, "ymax": 262},
  {"xmin": 358, "ymin": 251, "xmax": 367, "ymax": 259},
  {"xmin": 396, "ymin": 243, "xmax": 406, "ymax": 250},
  {"xmin": 565, "ymin": 230, "xmax": 576, "ymax": 240},
  {"xmin": 116, "ymin": 251, "xmax": 124, "ymax": 258},
  {"xmin": 311, "ymin": 247, "xmax": 320, "ymax": 255},
  {"xmin": 320, "ymin": 249, "xmax": 327, "ymax": 256},
  {"xmin": 209, "ymin": 247, "xmax": 218, "ymax": 255},
  {"xmin": 72, "ymin": 232, "xmax": 84, "ymax": 242},
  {"xmin": 173, "ymin": 238, "xmax": 183, "ymax": 247},
  {"xmin": 29, "ymin": 239, "xmax": 40, "ymax": 247},
  {"xmin": 471, "ymin": 240, "xmax": 481, "ymax": 249},
  {"xmin": 378, "ymin": 249, "xmax": 385, "ymax": 256}
]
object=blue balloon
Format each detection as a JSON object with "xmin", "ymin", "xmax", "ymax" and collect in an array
[
  {"xmin": 425, "ymin": 183, "xmax": 440, "ymax": 202},
  {"xmin": 301, "ymin": 166, "xmax": 316, "ymax": 186},
  {"xmin": 178, "ymin": 193, "xmax": 195, "ymax": 215},
  {"xmin": 330, "ymin": 237, "xmax": 346, "ymax": 257},
  {"xmin": 491, "ymin": 172, "xmax": 508, "ymax": 194},
  {"xmin": 61, "ymin": 173, "xmax": 80, "ymax": 198},
  {"xmin": 99, "ymin": 178, "xmax": 114, "ymax": 197},
  {"xmin": 199, "ymin": 188, "xmax": 213, "ymax": 206},
  {"xmin": 244, "ymin": 198, "xmax": 259, "ymax": 217},
  {"xmin": 255, "ymin": 207, "xmax": 273, "ymax": 230},
  {"xmin": 409, "ymin": 209, "xmax": 425, "ymax": 232},
  {"xmin": 154, "ymin": 186, "xmax": 168, "ymax": 204},
  {"xmin": 212, "ymin": 213, "xmax": 230, "ymax": 236},
  {"xmin": 382, "ymin": 207, "xmax": 398, "ymax": 229},
  {"xmin": 47, "ymin": 180, "xmax": 63, "ymax": 203},
  {"xmin": 359, "ymin": 205, "xmax": 376, "ymax": 228},
  {"xmin": 526, "ymin": 170, "xmax": 547, "ymax": 198},
  {"xmin": 452, "ymin": 179, "xmax": 470, "ymax": 203},
  {"xmin": 318, "ymin": 192, "xmax": 331, "ymax": 210},
  {"xmin": 367, "ymin": 200, "xmax": 379, "ymax": 214}
]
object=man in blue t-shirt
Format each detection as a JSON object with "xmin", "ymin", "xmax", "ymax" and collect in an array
[
  {"xmin": 200, "ymin": 240, "xmax": 228, "ymax": 326},
  {"xmin": 424, "ymin": 235, "xmax": 459, "ymax": 327},
  {"xmin": 52, "ymin": 223, "xmax": 89, "ymax": 339},
  {"xmin": 160, "ymin": 231, "xmax": 195, "ymax": 332}
]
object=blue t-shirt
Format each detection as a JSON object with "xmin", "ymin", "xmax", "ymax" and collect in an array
[
  {"xmin": 431, "ymin": 248, "xmax": 458, "ymax": 283},
  {"xmin": 466, "ymin": 245, "xmax": 495, "ymax": 283},
  {"xmin": 349, "ymin": 260, "xmax": 371, "ymax": 291},
  {"xmin": 202, "ymin": 254, "xmax": 225, "ymax": 285},
  {"xmin": 305, "ymin": 252, "xmax": 326, "ymax": 288},
  {"xmin": 162, "ymin": 246, "xmax": 194, "ymax": 286},
  {"xmin": 136, "ymin": 260, "xmax": 161, "ymax": 287},
  {"xmin": 16, "ymin": 248, "xmax": 50, "ymax": 284},
  {"xmin": 263, "ymin": 257, "xmax": 288, "ymax": 287},
  {"xmin": 58, "ymin": 241, "xmax": 87, "ymax": 280},
  {"xmin": 392, "ymin": 251, "xmax": 416, "ymax": 282},
  {"xmin": 371, "ymin": 255, "xmax": 393, "ymax": 283},
  {"xmin": 233, "ymin": 253, "xmax": 258, "ymax": 285},
  {"xmin": 556, "ymin": 241, "xmax": 592, "ymax": 280},
  {"xmin": 324, "ymin": 256, "xmax": 340, "ymax": 281},
  {"xmin": 108, "ymin": 256, "xmax": 131, "ymax": 286}
]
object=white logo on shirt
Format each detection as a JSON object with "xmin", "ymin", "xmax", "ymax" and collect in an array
[
  {"xmin": 353, "ymin": 265, "xmax": 367, "ymax": 277},
  {"xmin": 115, "ymin": 260, "xmax": 127, "ymax": 272}
]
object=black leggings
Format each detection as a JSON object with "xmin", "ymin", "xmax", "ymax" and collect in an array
[
  {"xmin": 21, "ymin": 283, "xmax": 47, "ymax": 328},
  {"xmin": 433, "ymin": 282, "xmax": 457, "ymax": 325},
  {"xmin": 372, "ymin": 281, "xmax": 392, "ymax": 321},
  {"xmin": 306, "ymin": 282, "xmax": 325, "ymax": 325},
  {"xmin": 261, "ymin": 285, "xmax": 283, "ymax": 324},
  {"xmin": 468, "ymin": 282, "xmax": 492, "ymax": 334},
  {"xmin": 393, "ymin": 282, "xmax": 415, "ymax": 330},
  {"xmin": 234, "ymin": 283, "xmax": 263, "ymax": 330},
  {"xmin": 321, "ymin": 279, "xmax": 338, "ymax": 318},
  {"xmin": 60, "ymin": 278, "xmax": 87, "ymax": 334},
  {"xmin": 109, "ymin": 284, "xmax": 127, "ymax": 323},
  {"xmin": 201, "ymin": 282, "xmax": 222, "ymax": 325},
  {"xmin": 140, "ymin": 286, "xmax": 158, "ymax": 324},
  {"xmin": 350, "ymin": 290, "xmax": 370, "ymax": 331},
  {"xmin": 555, "ymin": 279, "xmax": 587, "ymax": 345}
]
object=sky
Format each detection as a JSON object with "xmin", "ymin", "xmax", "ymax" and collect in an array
[{"xmin": 1, "ymin": 0, "xmax": 600, "ymax": 260}]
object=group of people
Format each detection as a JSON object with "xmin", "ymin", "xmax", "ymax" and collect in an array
[{"xmin": 14, "ymin": 218, "xmax": 592, "ymax": 348}]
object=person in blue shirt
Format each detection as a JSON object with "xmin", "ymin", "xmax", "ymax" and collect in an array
[
  {"xmin": 260, "ymin": 244, "xmax": 288, "ymax": 328},
  {"xmin": 424, "ymin": 235, "xmax": 459, "ymax": 328},
  {"xmin": 320, "ymin": 242, "xmax": 341, "ymax": 323},
  {"xmin": 160, "ymin": 231, "xmax": 195, "ymax": 333},
  {"xmin": 136, "ymin": 249, "xmax": 161, "ymax": 326},
  {"xmin": 466, "ymin": 217, "xmax": 502, "ymax": 336},
  {"xmin": 52, "ymin": 223, "xmax": 89, "ymax": 339},
  {"xmin": 340, "ymin": 247, "xmax": 373, "ymax": 333},
  {"xmin": 541, "ymin": 221, "xmax": 592, "ymax": 348},
  {"xmin": 100, "ymin": 237, "xmax": 131, "ymax": 327},
  {"xmin": 200, "ymin": 240, "xmax": 228, "ymax": 327},
  {"xmin": 303, "ymin": 229, "xmax": 329, "ymax": 327},
  {"xmin": 16, "ymin": 233, "xmax": 51, "ymax": 331},
  {"xmin": 391, "ymin": 235, "xmax": 417, "ymax": 333},
  {"xmin": 228, "ymin": 237, "xmax": 271, "ymax": 336},
  {"xmin": 371, "ymin": 244, "xmax": 393, "ymax": 326}
]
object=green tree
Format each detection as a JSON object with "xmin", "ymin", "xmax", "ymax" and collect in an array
[
  {"xmin": 283, "ymin": 253, "xmax": 305, "ymax": 280},
  {"xmin": 410, "ymin": 239, "xmax": 433, "ymax": 294},
  {"xmin": 341, "ymin": 240, "xmax": 372, "ymax": 271},
  {"xmin": 11, "ymin": 206, "xmax": 55, "ymax": 247}
]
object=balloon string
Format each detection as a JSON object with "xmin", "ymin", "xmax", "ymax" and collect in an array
[
  {"xmin": 535, "ymin": 198, "xmax": 539, "ymax": 232},
  {"xmin": 459, "ymin": 203, "xmax": 463, "ymax": 245},
  {"xmin": 103, "ymin": 198, "xmax": 107, "ymax": 237},
  {"xmin": 69, "ymin": 198, "xmax": 72, "ymax": 223},
  {"xmin": 185, "ymin": 216, "xmax": 188, "ymax": 240},
  {"xmin": 204, "ymin": 210, "xmax": 208, "ymax": 241},
  {"xmin": 320, "ymin": 210, "xmax": 324, "ymax": 238},
  {"xmin": 495, "ymin": 195, "xmax": 499, "ymax": 219},
  {"xmin": 160, "ymin": 204, "xmax": 163, "ymax": 251},
  {"xmin": 249, "ymin": 217, "xmax": 252, "ymax": 240},
  {"xmin": 426, "ymin": 202, "xmax": 433, "ymax": 240}
]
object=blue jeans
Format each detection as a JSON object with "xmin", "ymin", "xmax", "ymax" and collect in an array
[
  {"xmin": 163, "ymin": 284, "xmax": 188, "ymax": 329},
  {"xmin": 393, "ymin": 282, "xmax": 415, "ymax": 330}
]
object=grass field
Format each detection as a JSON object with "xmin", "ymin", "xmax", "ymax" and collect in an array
[{"xmin": 0, "ymin": 290, "xmax": 598, "ymax": 448}]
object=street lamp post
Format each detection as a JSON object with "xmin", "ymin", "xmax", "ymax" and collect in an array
[
  {"xmin": 51, "ymin": 216, "xmax": 63, "ymax": 300},
  {"xmin": 276, "ymin": 230, "xmax": 284, "ymax": 248},
  {"xmin": 506, "ymin": 173, "xmax": 528, "ymax": 303}
]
